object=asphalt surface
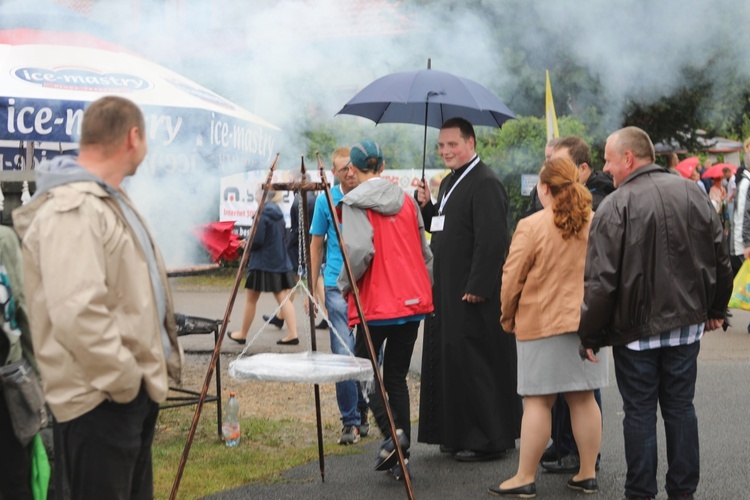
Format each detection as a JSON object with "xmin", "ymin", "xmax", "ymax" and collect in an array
[{"xmin": 172, "ymin": 288, "xmax": 750, "ymax": 499}]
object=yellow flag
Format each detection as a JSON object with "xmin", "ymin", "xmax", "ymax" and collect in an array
[{"xmin": 545, "ymin": 70, "xmax": 559, "ymax": 141}]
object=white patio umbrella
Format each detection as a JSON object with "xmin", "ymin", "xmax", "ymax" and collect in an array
[{"xmin": 0, "ymin": 40, "xmax": 280, "ymax": 173}]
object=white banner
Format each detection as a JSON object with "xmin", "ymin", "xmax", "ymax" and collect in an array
[
  {"xmin": 220, "ymin": 170, "xmax": 331, "ymax": 227},
  {"xmin": 219, "ymin": 168, "xmax": 449, "ymax": 227},
  {"xmin": 521, "ymin": 174, "xmax": 539, "ymax": 196},
  {"xmin": 380, "ymin": 168, "xmax": 449, "ymax": 204}
]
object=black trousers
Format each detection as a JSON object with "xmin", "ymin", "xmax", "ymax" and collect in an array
[
  {"xmin": 730, "ymin": 254, "xmax": 743, "ymax": 276},
  {"xmin": 356, "ymin": 321, "xmax": 419, "ymax": 443},
  {"xmin": 57, "ymin": 385, "xmax": 159, "ymax": 500},
  {"xmin": 0, "ymin": 388, "xmax": 33, "ymax": 500}
]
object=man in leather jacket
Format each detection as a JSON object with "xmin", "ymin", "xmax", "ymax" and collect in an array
[{"xmin": 579, "ymin": 126, "xmax": 732, "ymax": 500}]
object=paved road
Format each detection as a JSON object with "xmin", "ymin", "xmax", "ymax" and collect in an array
[{"xmin": 173, "ymin": 289, "xmax": 750, "ymax": 499}]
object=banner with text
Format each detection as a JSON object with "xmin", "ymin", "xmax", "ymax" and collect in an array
[{"xmin": 220, "ymin": 168, "xmax": 449, "ymax": 231}]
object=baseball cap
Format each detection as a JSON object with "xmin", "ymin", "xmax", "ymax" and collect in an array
[{"xmin": 349, "ymin": 140, "xmax": 383, "ymax": 171}]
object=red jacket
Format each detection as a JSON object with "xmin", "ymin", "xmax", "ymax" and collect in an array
[{"xmin": 347, "ymin": 194, "xmax": 433, "ymax": 326}]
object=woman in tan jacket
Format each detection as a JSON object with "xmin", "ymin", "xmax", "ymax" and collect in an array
[{"xmin": 490, "ymin": 157, "xmax": 608, "ymax": 497}]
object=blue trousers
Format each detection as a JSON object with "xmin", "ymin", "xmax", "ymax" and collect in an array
[
  {"xmin": 325, "ymin": 287, "xmax": 361, "ymax": 427},
  {"xmin": 613, "ymin": 343, "xmax": 700, "ymax": 499}
]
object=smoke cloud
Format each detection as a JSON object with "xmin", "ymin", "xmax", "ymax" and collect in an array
[{"xmin": 34, "ymin": 0, "xmax": 750, "ymax": 266}]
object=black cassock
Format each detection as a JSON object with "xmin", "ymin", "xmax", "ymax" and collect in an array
[{"xmin": 418, "ymin": 159, "xmax": 523, "ymax": 452}]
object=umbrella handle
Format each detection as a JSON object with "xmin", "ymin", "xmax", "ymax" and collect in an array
[{"xmin": 421, "ymin": 119, "xmax": 428, "ymax": 180}]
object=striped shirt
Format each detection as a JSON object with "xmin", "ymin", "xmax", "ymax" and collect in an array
[{"xmin": 626, "ymin": 323, "xmax": 704, "ymax": 351}]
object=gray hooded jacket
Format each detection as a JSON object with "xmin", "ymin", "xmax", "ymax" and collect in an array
[{"xmin": 337, "ymin": 177, "xmax": 433, "ymax": 293}]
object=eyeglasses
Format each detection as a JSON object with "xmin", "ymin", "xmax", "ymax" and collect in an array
[{"xmin": 335, "ymin": 162, "xmax": 352, "ymax": 174}]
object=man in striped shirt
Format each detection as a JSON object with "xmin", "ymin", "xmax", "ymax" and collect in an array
[{"xmin": 579, "ymin": 127, "xmax": 732, "ymax": 500}]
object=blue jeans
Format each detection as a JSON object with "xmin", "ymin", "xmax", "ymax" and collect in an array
[
  {"xmin": 325, "ymin": 287, "xmax": 361, "ymax": 427},
  {"xmin": 613, "ymin": 342, "xmax": 700, "ymax": 499}
]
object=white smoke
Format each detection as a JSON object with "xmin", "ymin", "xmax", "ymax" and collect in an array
[{"xmin": 50, "ymin": 0, "xmax": 750, "ymax": 266}]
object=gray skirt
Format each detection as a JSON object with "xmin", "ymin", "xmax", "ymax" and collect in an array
[{"xmin": 516, "ymin": 332, "xmax": 609, "ymax": 396}]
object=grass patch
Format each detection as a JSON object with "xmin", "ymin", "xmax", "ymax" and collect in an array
[
  {"xmin": 153, "ymin": 404, "xmax": 368, "ymax": 499},
  {"xmin": 169, "ymin": 267, "xmax": 240, "ymax": 292}
]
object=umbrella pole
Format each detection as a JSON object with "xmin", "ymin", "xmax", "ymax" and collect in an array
[
  {"xmin": 421, "ymin": 119, "xmax": 428, "ymax": 182},
  {"xmin": 299, "ymin": 156, "xmax": 326, "ymax": 482},
  {"xmin": 316, "ymin": 154, "xmax": 415, "ymax": 500},
  {"xmin": 169, "ymin": 154, "xmax": 279, "ymax": 500},
  {"xmin": 421, "ymin": 57, "xmax": 432, "ymax": 181}
]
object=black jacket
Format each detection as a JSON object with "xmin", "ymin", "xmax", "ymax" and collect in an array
[
  {"xmin": 524, "ymin": 185, "xmax": 544, "ymax": 217},
  {"xmin": 585, "ymin": 170, "xmax": 615, "ymax": 211},
  {"xmin": 248, "ymin": 201, "xmax": 292, "ymax": 273},
  {"xmin": 579, "ymin": 164, "xmax": 733, "ymax": 349},
  {"xmin": 525, "ymin": 170, "xmax": 615, "ymax": 217}
]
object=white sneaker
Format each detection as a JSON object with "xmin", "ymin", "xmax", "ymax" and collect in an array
[{"xmin": 338, "ymin": 425, "xmax": 360, "ymax": 445}]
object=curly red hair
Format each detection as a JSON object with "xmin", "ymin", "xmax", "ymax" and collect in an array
[{"xmin": 539, "ymin": 157, "xmax": 593, "ymax": 240}]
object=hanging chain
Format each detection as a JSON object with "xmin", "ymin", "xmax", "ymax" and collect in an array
[
  {"xmin": 297, "ymin": 193, "xmax": 305, "ymax": 278},
  {"xmin": 232, "ymin": 275, "xmax": 355, "ymax": 360},
  {"xmin": 231, "ymin": 186, "xmax": 356, "ymax": 361},
  {"xmin": 297, "ymin": 192, "xmax": 313, "ymax": 348}
]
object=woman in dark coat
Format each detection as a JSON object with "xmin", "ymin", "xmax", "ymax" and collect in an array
[{"xmin": 228, "ymin": 190, "xmax": 299, "ymax": 345}]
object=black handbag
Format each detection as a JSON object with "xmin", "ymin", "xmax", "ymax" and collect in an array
[{"xmin": 0, "ymin": 357, "xmax": 48, "ymax": 446}]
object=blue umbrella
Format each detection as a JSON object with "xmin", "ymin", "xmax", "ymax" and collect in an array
[{"xmin": 336, "ymin": 61, "xmax": 515, "ymax": 178}]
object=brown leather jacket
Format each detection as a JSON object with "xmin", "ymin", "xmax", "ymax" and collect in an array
[
  {"xmin": 579, "ymin": 165, "xmax": 733, "ymax": 349},
  {"xmin": 501, "ymin": 208, "xmax": 592, "ymax": 341}
]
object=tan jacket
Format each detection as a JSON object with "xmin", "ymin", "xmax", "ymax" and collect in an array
[
  {"xmin": 501, "ymin": 208, "xmax": 591, "ymax": 341},
  {"xmin": 13, "ymin": 180, "xmax": 182, "ymax": 422}
]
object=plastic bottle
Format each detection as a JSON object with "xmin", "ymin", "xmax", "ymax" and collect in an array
[{"xmin": 222, "ymin": 392, "xmax": 241, "ymax": 447}]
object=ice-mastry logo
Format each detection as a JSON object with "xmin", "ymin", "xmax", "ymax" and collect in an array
[{"xmin": 13, "ymin": 67, "xmax": 152, "ymax": 92}]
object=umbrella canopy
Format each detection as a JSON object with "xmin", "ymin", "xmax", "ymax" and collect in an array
[
  {"xmin": 0, "ymin": 40, "xmax": 279, "ymax": 173},
  {"xmin": 675, "ymin": 156, "xmax": 700, "ymax": 178},
  {"xmin": 192, "ymin": 221, "xmax": 242, "ymax": 263},
  {"xmin": 337, "ymin": 68, "xmax": 515, "ymax": 128},
  {"xmin": 701, "ymin": 163, "xmax": 737, "ymax": 179},
  {"xmin": 336, "ymin": 66, "xmax": 515, "ymax": 178}
]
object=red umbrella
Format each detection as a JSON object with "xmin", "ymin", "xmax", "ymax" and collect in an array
[
  {"xmin": 675, "ymin": 157, "xmax": 700, "ymax": 178},
  {"xmin": 192, "ymin": 221, "xmax": 242, "ymax": 262},
  {"xmin": 701, "ymin": 163, "xmax": 737, "ymax": 179}
]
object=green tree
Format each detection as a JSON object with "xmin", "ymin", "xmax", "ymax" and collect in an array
[
  {"xmin": 622, "ymin": 66, "xmax": 713, "ymax": 152},
  {"xmin": 300, "ymin": 111, "xmax": 591, "ymax": 231},
  {"xmin": 477, "ymin": 115, "xmax": 589, "ymax": 228}
]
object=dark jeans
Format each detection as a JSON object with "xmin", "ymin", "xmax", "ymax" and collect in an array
[
  {"xmin": 355, "ymin": 321, "xmax": 418, "ymax": 443},
  {"xmin": 58, "ymin": 385, "xmax": 159, "ymax": 500},
  {"xmin": 0, "ymin": 388, "xmax": 33, "ymax": 500},
  {"xmin": 730, "ymin": 254, "xmax": 743, "ymax": 276},
  {"xmin": 613, "ymin": 343, "xmax": 700, "ymax": 499},
  {"xmin": 550, "ymin": 389, "xmax": 603, "ymax": 457}
]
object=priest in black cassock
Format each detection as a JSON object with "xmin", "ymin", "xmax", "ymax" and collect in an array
[{"xmin": 416, "ymin": 117, "xmax": 523, "ymax": 462}]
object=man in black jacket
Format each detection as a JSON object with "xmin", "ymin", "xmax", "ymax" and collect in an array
[
  {"xmin": 559, "ymin": 136, "xmax": 615, "ymax": 211},
  {"xmin": 579, "ymin": 126, "xmax": 732, "ymax": 500}
]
